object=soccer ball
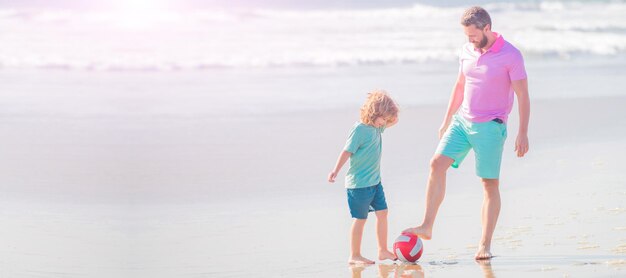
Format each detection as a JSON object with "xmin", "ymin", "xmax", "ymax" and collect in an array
[{"xmin": 393, "ymin": 233, "xmax": 423, "ymax": 263}]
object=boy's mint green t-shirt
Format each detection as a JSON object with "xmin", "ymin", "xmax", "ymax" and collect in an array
[{"xmin": 343, "ymin": 122, "xmax": 385, "ymax": 189}]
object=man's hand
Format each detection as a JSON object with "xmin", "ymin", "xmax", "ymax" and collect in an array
[
  {"xmin": 515, "ymin": 133, "xmax": 529, "ymax": 157},
  {"xmin": 438, "ymin": 123, "xmax": 450, "ymax": 139}
]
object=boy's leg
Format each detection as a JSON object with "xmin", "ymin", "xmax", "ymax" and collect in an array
[
  {"xmin": 476, "ymin": 178, "xmax": 500, "ymax": 260},
  {"xmin": 347, "ymin": 186, "xmax": 376, "ymax": 264},
  {"xmin": 350, "ymin": 219, "xmax": 374, "ymax": 264},
  {"xmin": 369, "ymin": 184, "xmax": 395, "ymax": 260},
  {"xmin": 374, "ymin": 209, "xmax": 396, "ymax": 260}
]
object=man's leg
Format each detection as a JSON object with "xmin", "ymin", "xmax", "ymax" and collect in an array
[
  {"xmin": 476, "ymin": 178, "xmax": 500, "ymax": 260},
  {"xmin": 404, "ymin": 154, "xmax": 454, "ymax": 239}
]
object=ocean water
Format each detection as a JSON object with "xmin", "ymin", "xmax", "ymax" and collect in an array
[
  {"xmin": 1, "ymin": 1, "xmax": 625, "ymax": 117},
  {"xmin": 1, "ymin": 1, "xmax": 625, "ymax": 70}
]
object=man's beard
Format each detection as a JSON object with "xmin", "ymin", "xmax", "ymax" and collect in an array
[{"xmin": 475, "ymin": 33, "xmax": 488, "ymax": 48}]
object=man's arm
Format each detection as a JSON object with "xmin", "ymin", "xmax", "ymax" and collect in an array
[
  {"xmin": 439, "ymin": 70, "xmax": 465, "ymax": 139},
  {"xmin": 512, "ymin": 78, "xmax": 530, "ymax": 157}
]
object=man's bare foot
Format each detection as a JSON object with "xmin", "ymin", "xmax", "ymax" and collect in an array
[
  {"xmin": 349, "ymin": 255, "xmax": 375, "ymax": 265},
  {"xmin": 378, "ymin": 250, "xmax": 397, "ymax": 261},
  {"xmin": 402, "ymin": 225, "xmax": 432, "ymax": 240},
  {"xmin": 474, "ymin": 245, "xmax": 493, "ymax": 260}
]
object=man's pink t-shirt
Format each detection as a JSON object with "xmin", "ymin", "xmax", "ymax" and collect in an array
[{"xmin": 459, "ymin": 32, "xmax": 527, "ymax": 123}]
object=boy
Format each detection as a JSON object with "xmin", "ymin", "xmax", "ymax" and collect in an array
[{"xmin": 328, "ymin": 90, "xmax": 399, "ymax": 264}]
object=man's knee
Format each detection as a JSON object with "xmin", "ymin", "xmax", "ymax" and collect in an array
[
  {"xmin": 430, "ymin": 155, "xmax": 453, "ymax": 173},
  {"xmin": 482, "ymin": 178, "xmax": 500, "ymax": 194},
  {"xmin": 481, "ymin": 178, "xmax": 499, "ymax": 187}
]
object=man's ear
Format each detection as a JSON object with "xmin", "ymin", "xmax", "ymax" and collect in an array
[{"xmin": 483, "ymin": 24, "xmax": 491, "ymax": 32}]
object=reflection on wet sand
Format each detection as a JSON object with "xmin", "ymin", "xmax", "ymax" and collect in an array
[
  {"xmin": 389, "ymin": 263, "xmax": 424, "ymax": 278},
  {"xmin": 350, "ymin": 263, "xmax": 424, "ymax": 278},
  {"xmin": 350, "ymin": 260, "xmax": 497, "ymax": 278},
  {"xmin": 349, "ymin": 264, "xmax": 371, "ymax": 278},
  {"xmin": 476, "ymin": 259, "xmax": 496, "ymax": 278}
]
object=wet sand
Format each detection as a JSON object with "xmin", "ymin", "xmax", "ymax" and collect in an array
[{"xmin": 0, "ymin": 94, "xmax": 624, "ymax": 277}]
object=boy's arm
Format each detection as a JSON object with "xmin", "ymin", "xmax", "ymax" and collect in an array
[
  {"xmin": 512, "ymin": 78, "xmax": 530, "ymax": 157},
  {"xmin": 439, "ymin": 70, "xmax": 465, "ymax": 139},
  {"xmin": 328, "ymin": 150, "xmax": 352, "ymax": 183}
]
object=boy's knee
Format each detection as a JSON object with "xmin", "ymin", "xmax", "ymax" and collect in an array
[
  {"xmin": 353, "ymin": 218, "xmax": 368, "ymax": 225},
  {"xmin": 375, "ymin": 209, "xmax": 388, "ymax": 217}
]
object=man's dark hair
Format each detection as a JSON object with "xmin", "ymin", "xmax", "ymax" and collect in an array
[{"xmin": 461, "ymin": 6, "xmax": 492, "ymax": 29}]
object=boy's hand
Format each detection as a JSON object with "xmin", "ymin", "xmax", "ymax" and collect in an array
[{"xmin": 328, "ymin": 171, "xmax": 338, "ymax": 183}]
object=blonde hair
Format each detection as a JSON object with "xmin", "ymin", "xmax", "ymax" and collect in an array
[{"xmin": 360, "ymin": 90, "xmax": 399, "ymax": 126}]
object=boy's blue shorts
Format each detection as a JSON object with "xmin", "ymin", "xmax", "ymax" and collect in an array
[{"xmin": 346, "ymin": 183, "xmax": 388, "ymax": 219}]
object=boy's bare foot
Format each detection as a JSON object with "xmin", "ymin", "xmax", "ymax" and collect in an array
[
  {"xmin": 474, "ymin": 245, "xmax": 493, "ymax": 260},
  {"xmin": 378, "ymin": 250, "xmax": 397, "ymax": 261},
  {"xmin": 402, "ymin": 225, "xmax": 432, "ymax": 240},
  {"xmin": 349, "ymin": 255, "xmax": 375, "ymax": 265}
]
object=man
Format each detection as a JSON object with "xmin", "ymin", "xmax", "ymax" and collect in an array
[{"xmin": 404, "ymin": 6, "xmax": 530, "ymax": 260}]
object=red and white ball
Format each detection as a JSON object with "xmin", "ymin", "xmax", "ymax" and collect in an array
[{"xmin": 393, "ymin": 233, "xmax": 423, "ymax": 263}]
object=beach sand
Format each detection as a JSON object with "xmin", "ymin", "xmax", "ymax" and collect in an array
[{"xmin": 0, "ymin": 91, "xmax": 624, "ymax": 277}]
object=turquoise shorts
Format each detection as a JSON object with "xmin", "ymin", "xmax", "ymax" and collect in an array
[
  {"xmin": 346, "ymin": 183, "xmax": 387, "ymax": 219},
  {"xmin": 436, "ymin": 115, "xmax": 507, "ymax": 179}
]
